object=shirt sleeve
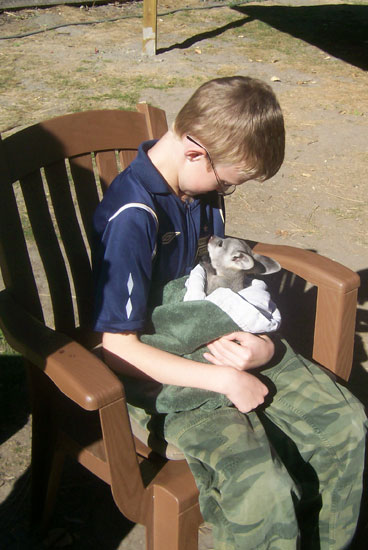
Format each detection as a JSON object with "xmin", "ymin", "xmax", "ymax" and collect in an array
[{"xmin": 93, "ymin": 205, "xmax": 158, "ymax": 333}]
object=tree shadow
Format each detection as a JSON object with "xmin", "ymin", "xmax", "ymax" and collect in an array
[
  {"xmin": 157, "ymin": 14, "xmax": 252, "ymax": 54},
  {"xmin": 159, "ymin": 3, "xmax": 367, "ymax": 71},
  {"xmin": 233, "ymin": 4, "xmax": 368, "ymax": 71}
]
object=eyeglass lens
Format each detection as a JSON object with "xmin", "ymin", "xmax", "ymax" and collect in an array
[{"xmin": 186, "ymin": 135, "xmax": 236, "ymax": 196}]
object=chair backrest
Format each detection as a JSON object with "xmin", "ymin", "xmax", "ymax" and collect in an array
[{"xmin": 0, "ymin": 104, "xmax": 168, "ymax": 346}]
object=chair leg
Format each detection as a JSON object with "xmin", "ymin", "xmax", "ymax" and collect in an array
[
  {"xmin": 39, "ymin": 446, "xmax": 66, "ymax": 530},
  {"xmin": 27, "ymin": 364, "xmax": 62, "ymax": 529},
  {"xmin": 146, "ymin": 486, "xmax": 201, "ymax": 550},
  {"xmin": 29, "ymin": 409, "xmax": 61, "ymax": 528}
]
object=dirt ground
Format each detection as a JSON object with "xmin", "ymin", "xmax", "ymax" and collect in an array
[{"xmin": 0, "ymin": 0, "xmax": 368, "ymax": 548}]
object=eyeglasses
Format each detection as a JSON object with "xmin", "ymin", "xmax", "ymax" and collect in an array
[{"xmin": 186, "ymin": 135, "xmax": 237, "ymax": 196}]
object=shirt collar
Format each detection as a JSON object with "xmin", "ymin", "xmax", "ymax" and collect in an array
[
  {"xmin": 130, "ymin": 140, "xmax": 204, "ymax": 210},
  {"xmin": 130, "ymin": 140, "xmax": 173, "ymax": 195}
]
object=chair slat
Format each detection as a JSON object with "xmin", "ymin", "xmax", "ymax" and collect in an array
[
  {"xmin": 0, "ymin": 137, "xmax": 44, "ymax": 319},
  {"xmin": 69, "ymin": 154, "xmax": 100, "ymax": 249},
  {"xmin": 0, "ymin": 186, "xmax": 44, "ymax": 321},
  {"xmin": 119, "ymin": 150, "xmax": 138, "ymax": 171},
  {"xmin": 137, "ymin": 102, "xmax": 168, "ymax": 140},
  {"xmin": 44, "ymin": 160, "xmax": 94, "ymax": 329},
  {"xmin": 20, "ymin": 170, "xmax": 75, "ymax": 332},
  {"xmin": 95, "ymin": 150, "xmax": 120, "ymax": 194}
]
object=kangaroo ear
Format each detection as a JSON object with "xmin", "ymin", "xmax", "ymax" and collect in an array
[
  {"xmin": 233, "ymin": 252, "xmax": 255, "ymax": 271},
  {"xmin": 251, "ymin": 253, "xmax": 281, "ymax": 275}
]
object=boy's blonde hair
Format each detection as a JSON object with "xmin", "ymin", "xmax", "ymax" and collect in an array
[{"xmin": 174, "ymin": 76, "xmax": 285, "ymax": 181}]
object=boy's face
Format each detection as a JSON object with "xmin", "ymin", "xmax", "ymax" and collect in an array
[{"xmin": 178, "ymin": 136, "xmax": 245, "ymax": 198}]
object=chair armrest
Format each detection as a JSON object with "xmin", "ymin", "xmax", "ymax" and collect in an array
[
  {"xmin": 253, "ymin": 243, "xmax": 360, "ymax": 380},
  {"xmin": 253, "ymin": 243, "xmax": 360, "ymax": 292},
  {"xmin": 0, "ymin": 289, "xmax": 124, "ymax": 410}
]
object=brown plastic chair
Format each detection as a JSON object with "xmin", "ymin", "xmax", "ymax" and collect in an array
[{"xmin": 0, "ymin": 105, "xmax": 360, "ymax": 550}]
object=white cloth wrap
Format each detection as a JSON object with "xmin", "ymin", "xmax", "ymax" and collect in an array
[{"xmin": 184, "ymin": 264, "xmax": 281, "ymax": 334}]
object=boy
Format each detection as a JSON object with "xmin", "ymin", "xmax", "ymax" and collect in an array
[{"xmin": 93, "ymin": 77, "xmax": 366, "ymax": 549}]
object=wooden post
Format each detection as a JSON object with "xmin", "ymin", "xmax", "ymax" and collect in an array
[{"xmin": 143, "ymin": 0, "xmax": 158, "ymax": 56}]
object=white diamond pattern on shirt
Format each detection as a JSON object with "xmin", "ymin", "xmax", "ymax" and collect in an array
[
  {"xmin": 126, "ymin": 273, "xmax": 134, "ymax": 319},
  {"xmin": 127, "ymin": 273, "xmax": 134, "ymax": 295},
  {"xmin": 126, "ymin": 297, "xmax": 133, "ymax": 319}
]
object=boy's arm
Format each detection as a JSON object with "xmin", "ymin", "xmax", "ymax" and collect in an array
[{"xmin": 102, "ymin": 331, "xmax": 269, "ymax": 413}]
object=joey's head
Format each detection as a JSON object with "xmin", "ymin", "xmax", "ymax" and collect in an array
[
  {"xmin": 207, "ymin": 236, "xmax": 254, "ymax": 275},
  {"xmin": 207, "ymin": 236, "xmax": 281, "ymax": 276}
]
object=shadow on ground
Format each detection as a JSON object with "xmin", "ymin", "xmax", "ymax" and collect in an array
[
  {"xmin": 0, "ymin": 462, "xmax": 137, "ymax": 549},
  {"xmin": 159, "ymin": 3, "xmax": 368, "ymax": 72},
  {"xmin": 0, "ymin": 355, "xmax": 29, "ymax": 445},
  {"xmin": 0, "ymin": 358, "xmax": 136, "ymax": 549}
]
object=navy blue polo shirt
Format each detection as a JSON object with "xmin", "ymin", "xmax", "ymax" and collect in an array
[{"xmin": 93, "ymin": 140, "xmax": 225, "ymax": 333}]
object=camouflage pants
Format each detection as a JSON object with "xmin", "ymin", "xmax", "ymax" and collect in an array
[{"xmin": 162, "ymin": 342, "xmax": 367, "ymax": 550}]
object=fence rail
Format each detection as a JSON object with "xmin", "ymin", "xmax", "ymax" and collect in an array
[
  {"xmin": 0, "ymin": 0, "xmax": 158, "ymax": 55},
  {"xmin": 0, "ymin": 0, "xmax": 108, "ymax": 8}
]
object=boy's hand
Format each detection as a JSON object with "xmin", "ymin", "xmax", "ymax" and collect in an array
[
  {"xmin": 203, "ymin": 332, "xmax": 274, "ymax": 370},
  {"xmin": 224, "ymin": 369, "xmax": 269, "ymax": 413}
]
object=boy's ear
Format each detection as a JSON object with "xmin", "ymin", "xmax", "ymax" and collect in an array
[
  {"xmin": 251, "ymin": 253, "xmax": 281, "ymax": 275},
  {"xmin": 183, "ymin": 136, "xmax": 206, "ymax": 162},
  {"xmin": 185, "ymin": 150, "xmax": 205, "ymax": 162}
]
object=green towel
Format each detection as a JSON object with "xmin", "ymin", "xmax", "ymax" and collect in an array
[{"xmin": 121, "ymin": 276, "xmax": 239, "ymax": 413}]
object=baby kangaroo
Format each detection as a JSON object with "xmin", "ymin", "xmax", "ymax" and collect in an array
[{"xmin": 201, "ymin": 236, "xmax": 281, "ymax": 295}]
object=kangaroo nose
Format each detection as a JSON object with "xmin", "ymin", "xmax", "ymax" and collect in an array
[{"xmin": 209, "ymin": 235, "xmax": 221, "ymax": 243}]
